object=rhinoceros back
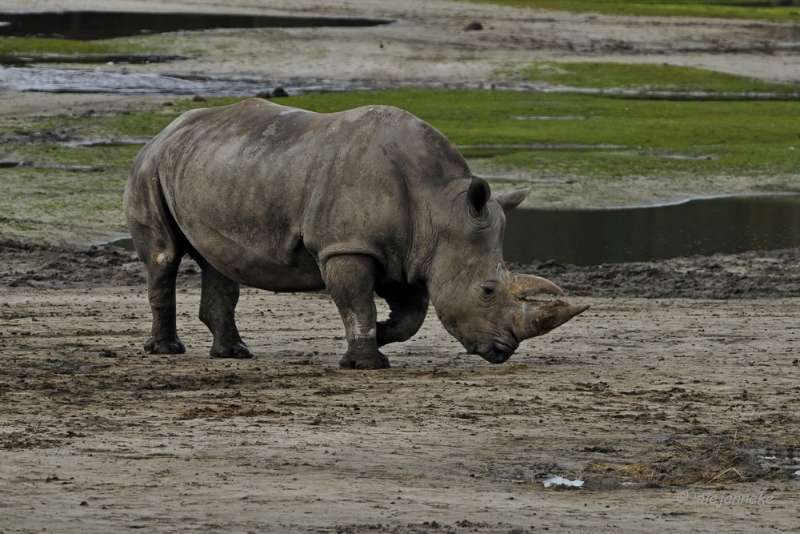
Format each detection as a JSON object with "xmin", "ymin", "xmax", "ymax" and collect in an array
[{"xmin": 128, "ymin": 99, "xmax": 469, "ymax": 291}]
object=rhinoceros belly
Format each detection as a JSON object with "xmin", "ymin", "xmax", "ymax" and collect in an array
[{"xmin": 181, "ymin": 220, "xmax": 325, "ymax": 292}]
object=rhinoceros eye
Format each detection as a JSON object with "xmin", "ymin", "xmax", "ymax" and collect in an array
[{"xmin": 481, "ymin": 284, "xmax": 496, "ymax": 297}]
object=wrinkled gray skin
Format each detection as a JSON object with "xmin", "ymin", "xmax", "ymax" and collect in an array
[{"xmin": 124, "ymin": 99, "xmax": 588, "ymax": 369}]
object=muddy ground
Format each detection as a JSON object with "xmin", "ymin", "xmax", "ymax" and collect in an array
[
  {"xmin": 2, "ymin": 241, "xmax": 800, "ymax": 533},
  {"xmin": 2, "ymin": 0, "xmax": 800, "ymax": 532}
]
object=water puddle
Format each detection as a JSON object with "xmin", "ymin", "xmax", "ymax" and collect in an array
[
  {"xmin": 515, "ymin": 116, "xmax": 586, "ymax": 121},
  {"xmin": 732, "ymin": 1, "xmax": 800, "ymax": 6},
  {"xmin": 504, "ymin": 194, "xmax": 800, "ymax": 266},
  {"xmin": 0, "ymin": 160, "xmax": 99, "ymax": 171},
  {"xmin": 67, "ymin": 138, "xmax": 151, "ymax": 147},
  {"xmin": 612, "ymin": 151, "xmax": 719, "ymax": 161},
  {"xmin": 0, "ymin": 53, "xmax": 186, "ymax": 66},
  {"xmin": 0, "ymin": 66, "xmax": 309, "ymax": 95},
  {"xmin": 0, "ymin": 11, "xmax": 392, "ymax": 40},
  {"xmin": 756, "ymin": 448, "xmax": 800, "ymax": 470},
  {"xmin": 102, "ymin": 195, "xmax": 800, "ymax": 266},
  {"xmin": 458, "ymin": 144, "xmax": 619, "ymax": 158},
  {"xmin": 0, "ymin": 68, "xmax": 462, "ymax": 95},
  {"xmin": 98, "ymin": 237, "xmax": 135, "ymax": 250},
  {"xmin": 2, "ymin": 65, "xmax": 797, "ymax": 99}
]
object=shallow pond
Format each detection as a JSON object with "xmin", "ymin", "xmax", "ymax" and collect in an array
[
  {"xmin": 0, "ymin": 10, "xmax": 391, "ymax": 40},
  {"xmin": 505, "ymin": 194, "xmax": 800, "ymax": 266},
  {"xmin": 103, "ymin": 195, "xmax": 800, "ymax": 267}
]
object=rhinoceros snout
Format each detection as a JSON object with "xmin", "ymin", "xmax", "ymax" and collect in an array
[{"xmin": 469, "ymin": 339, "xmax": 518, "ymax": 364}]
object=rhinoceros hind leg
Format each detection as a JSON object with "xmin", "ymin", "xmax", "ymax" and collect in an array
[
  {"xmin": 195, "ymin": 257, "xmax": 253, "ymax": 359},
  {"xmin": 142, "ymin": 263, "xmax": 185, "ymax": 355},
  {"xmin": 324, "ymin": 255, "xmax": 390, "ymax": 370},
  {"xmin": 375, "ymin": 282, "xmax": 429, "ymax": 347},
  {"xmin": 138, "ymin": 239, "xmax": 186, "ymax": 355}
]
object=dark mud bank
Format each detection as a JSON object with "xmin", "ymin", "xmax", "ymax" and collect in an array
[
  {"xmin": 3, "ymin": 239, "xmax": 800, "ymax": 299},
  {"xmin": 511, "ymin": 247, "xmax": 800, "ymax": 299}
]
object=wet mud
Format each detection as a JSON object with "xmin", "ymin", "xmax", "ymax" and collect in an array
[
  {"xmin": 2, "ymin": 239, "xmax": 800, "ymax": 532},
  {"xmin": 4, "ymin": 238, "xmax": 800, "ymax": 299}
]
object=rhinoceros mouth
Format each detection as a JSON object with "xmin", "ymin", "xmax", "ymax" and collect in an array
[{"xmin": 472, "ymin": 339, "xmax": 517, "ymax": 364}]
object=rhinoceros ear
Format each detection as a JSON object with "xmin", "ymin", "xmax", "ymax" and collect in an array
[
  {"xmin": 467, "ymin": 176, "xmax": 491, "ymax": 216},
  {"xmin": 495, "ymin": 187, "xmax": 532, "ymax": 212}
]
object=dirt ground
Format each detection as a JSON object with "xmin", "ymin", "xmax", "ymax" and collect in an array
[
  {"xmin": 2, "ymin": 0, "xmax": 800, "ymax": 532},
  {"xmin": 2, "ymin": 242, "xmax": 799, "ymax": 533}
]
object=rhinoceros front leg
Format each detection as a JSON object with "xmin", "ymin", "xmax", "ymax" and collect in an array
[
  {"xmin": 194, "ymin": 256, "xmax": 253, "ymax": 359},
  {"xmin": 375, "ymin": 282, "xmax": 429, "ymax": 347},
  {"xmin": 324, "ymin": 254, "xmax": 390, "ymax": 370}
]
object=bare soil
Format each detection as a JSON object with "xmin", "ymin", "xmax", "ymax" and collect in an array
[
  {"xmin": 2, "ymin": 1, "xmax": 800, "ymax": 532},
  {"xmin": 2, "ymin": 241, "xmax": 800, "ymax": 533}
]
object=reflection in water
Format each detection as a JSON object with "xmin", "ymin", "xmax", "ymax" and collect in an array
[
  {"xmin": 504, "ymin": 195, "xmax": 800, "ymax": 266},
  {"xmin": 0, "ymin": 67, "xmax": 293, "ymax": 95}
]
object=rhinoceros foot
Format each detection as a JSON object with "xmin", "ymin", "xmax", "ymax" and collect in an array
[
  {"xmin": 339, "ymin": 350, "xmax": 391, "ymax": 370},
  {"xmin": 145, "ymin": 336, "xmax": 186, "ymax": 355},
  {"xmin": 210, "ymin": 341, "xmax": 254, "ymax": 359}
]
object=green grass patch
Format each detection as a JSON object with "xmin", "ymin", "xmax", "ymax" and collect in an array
[
  {"xmin": 0, "ymin": 36, "xmax": 150, "ymax": 55},
  {"xmin": 9, "ymin": 89, "xmax": 800, "ymax": 180},
  {"xmin": 0, "ymin": 36, "xmax": 158, "ymax": 62},
  {"xmin": 0, "ymin": 166, "xmax": 128, "ymax": 244},
  {"xmin": 5, "ymin": 144, "xmax": 143, "ymax": 170},
  {"xmin": 281, "ymin": 90, "xmax": 800, "ymax": 159},
  {"xmin": 461, "ymin": 0, "xmax": 800, "ymax": 21},
  {"xmin": 507, "ymin": 61, "xmax": 799, "ymax": 93},
  {"xmin": 6, "ymin": 88, "xmax": 800, "ymax": 242},
  {"xmin": 0, "ymin": 37, "xmax": 116, "ymax": 55}
]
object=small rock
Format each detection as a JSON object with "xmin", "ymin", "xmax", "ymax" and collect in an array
[
  {"xmin": 465, "ymin": 21, "xmax": 483, "ymax": 31},
  {"xmin": 255, "ymin": 91, "xmax": 271, "ymax": 99},
  {"xmin": 192, "ymin": 95, "xmax": 207, "ymax": 102},
  {"xmin": 162, "ymin": 101, "xmax": 173, "ymax": 107},
  {"xmin": 80, "ymin": 501, "xmax": 88, "ymax": 506},
  {"xmin": 271, "ymin": 87, "xmax": 289, "ymax": 98}
]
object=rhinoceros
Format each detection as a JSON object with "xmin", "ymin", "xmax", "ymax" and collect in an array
[{"xmin": 123, "ymin": 98, "xmax": 588, "ymax": 368}]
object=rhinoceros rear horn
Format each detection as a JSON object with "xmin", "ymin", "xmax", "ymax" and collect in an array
[
  {"xmin": 508, "ymin": 273, "xmax": 565, "ymax": 298},
  {"xmin": 495, "ymin": 187, "xmax": 532, "ymax": 212},
  {"xmin": 467, "ymin": 177, "xmax": 491, "ymax": 215}
]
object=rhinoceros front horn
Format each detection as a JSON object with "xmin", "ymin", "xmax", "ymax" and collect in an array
[
  {"xmin": 508, "ymin": 273, "xmax": 565, "ymax": 299},
  {"xmin": 515, "ymin": 301, "xmax": 590, "ymax": 340}
]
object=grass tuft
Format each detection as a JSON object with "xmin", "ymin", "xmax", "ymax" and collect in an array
[
  {"xmin": 461, "ymin": 0, "xmax": 800, "ymax": 22},
  {"xmin": 507, "ymin": 61, "xmax": 799, "ymax": 94}
]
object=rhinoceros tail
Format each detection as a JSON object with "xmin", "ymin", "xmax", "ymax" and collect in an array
[{"xmin": 124, "ymin": 152, "xmax": 189, "ymax": 270}]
